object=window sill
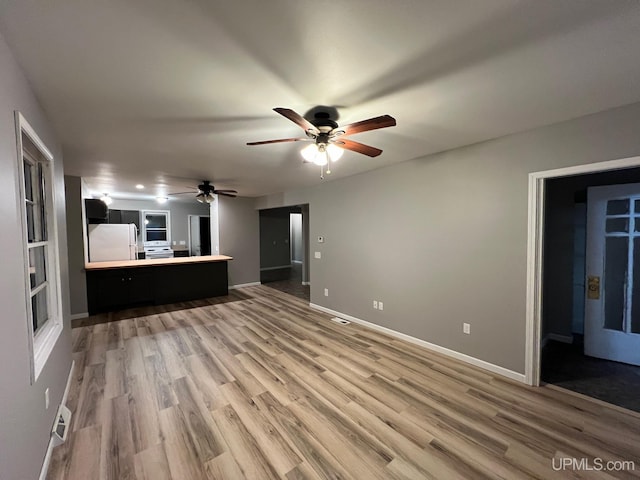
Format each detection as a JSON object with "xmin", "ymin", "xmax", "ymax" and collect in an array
[{"xmin": 33, "ymin": 319, "xmax": 63, "ymax": 382}]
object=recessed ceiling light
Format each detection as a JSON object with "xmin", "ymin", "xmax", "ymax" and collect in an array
[{"xmin": 135, "ymin": 184, "xmax": 145, "ymax": 189}]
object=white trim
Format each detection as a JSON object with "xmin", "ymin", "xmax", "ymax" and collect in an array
[
  {"xmin": 229, "ymin": 281, "xmax": 261, "ymax": 290},
  {"xmin": 33, "ymin": 321, "xmax": 63, "ymax": 380},
  {"xmin": 302, "ymin": 281, "xmax": 310, "ymax": 286},
  {"xmin": 260, "ymin": 264, "xmax": 293, "ymax": 271},
  {"xmin": 38, "ymin": 360, "xmax": 75, "ymax": 480},
  {"xmin": 15, "ymin": 112, "xmax": 64, "ymax": 383},
  {"xmin": 525, "ymin": 155, "xmax": 640, "ymax": 386},
  {"xmin": 70, "ymin": 312, "xmax": 89, "ymax": 321},
  {"xmin": 309, "ymin": 303, "xmax": 526, "ymax": 383},
  {"xmin": 291, "ymin": 260, "xmax": 303, "ymax": 264}
]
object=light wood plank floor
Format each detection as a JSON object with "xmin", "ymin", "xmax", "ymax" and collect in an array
[{"xmin": 49, "ymin": 286, "xmax": 640, "ymax": 479}]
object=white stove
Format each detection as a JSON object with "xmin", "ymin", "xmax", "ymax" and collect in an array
[{"xmin": 143, "ymin": 241, "xmax": 174, "ymax": 259}]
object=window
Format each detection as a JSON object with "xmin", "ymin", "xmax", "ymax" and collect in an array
[
  {"xmin": 142, "ymin": 210, "xmax": 170, "ymax": 244},
  {"xmin": 15, "ymin": 112, "xmax": 63, "ymax": 382}
]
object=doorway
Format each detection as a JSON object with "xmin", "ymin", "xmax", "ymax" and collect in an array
[
  {"xmin": 259, "ymin": 205, "xmax": 310, "ymax": 301},
  {"xmin": 188, "ymin": 215, "xmax": 211, "ymax": 256},
  {"xmin": 530, "ymin": 157, "xmax": 640, "ymax": 412}
]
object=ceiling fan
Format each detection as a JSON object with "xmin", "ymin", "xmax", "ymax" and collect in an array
[
  {"xmin": 169, "ymin": 180, "xmax": 237, "ymax": 204},
  {"xmin": 247, "ymin": 107, "xmax": 396, "ymax": 177}
]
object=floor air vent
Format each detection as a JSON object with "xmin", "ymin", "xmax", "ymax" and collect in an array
[
  {"xmin": 331, "ymin": 317, "xmax": 350, "ymax": 325},
  {"xmin": 52, "ymin": 404, "xmax": 72, "ymax": 447}
]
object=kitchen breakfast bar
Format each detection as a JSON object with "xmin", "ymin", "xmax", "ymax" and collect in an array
[{"xmin": 85, "ymin": 255, "xmax": 233, "ymax": 315}]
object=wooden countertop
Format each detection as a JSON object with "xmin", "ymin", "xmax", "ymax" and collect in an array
[{"xmin": 85, "ymin": 254, "xmax": 233, "ymax": 271}]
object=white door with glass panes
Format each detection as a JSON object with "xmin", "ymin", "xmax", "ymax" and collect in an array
[{"xmin": 585, "ymin": 184, "xmax": 640, "ymax": 366}]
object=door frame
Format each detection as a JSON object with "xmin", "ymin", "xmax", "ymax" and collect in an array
[
  {"xmin": 526, "ymin": 155, "xmax": 640, "ymax": 386},
  {"xmin": 187, "ymin": 214, "xmax": 210, "ymax": 256}
]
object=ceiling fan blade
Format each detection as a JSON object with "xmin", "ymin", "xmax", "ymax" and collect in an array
[
  {"xmin": 216, "ymin": 192, "xmax": 237, "ymax": 197},
  {"xmin": 333, "ymin": 115, "xmax": 396, "ymax": 137},
  {"xmin": 213, "ymin": 189, "xmax": 238, "ymax": 194},
  {"xmin": 247, "ymin": 137, "xmax": 309, "ymax": 145},
  {"xmin": 333, "ymin": 138, "xmax": 383, "ymax": 157},
  {"xmin": 273, "ymin": 108, "xmax": 319, "ymax": 134}
]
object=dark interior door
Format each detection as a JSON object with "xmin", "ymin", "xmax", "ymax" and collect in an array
[{"xmin": 200, "ymin": 217, "xmax": 211, "ymax": 255}]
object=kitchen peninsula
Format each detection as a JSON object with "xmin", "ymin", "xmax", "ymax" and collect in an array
[{"xmin": 85, "ymin": 254, "xmax": 232, "ymax": 314}]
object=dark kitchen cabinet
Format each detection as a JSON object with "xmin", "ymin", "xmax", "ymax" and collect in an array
[
  {"xmin": 108, "ymin": 209, "xmax": 140, "ymax": 235},
  {"xmin": 88, "ymin": 268, "xmax": 153, "ymax": 312},
  {"xmin": 86, "ymin": 260, "xmax": 228, "ymax": 314},
  {"xmin": 85, "ymin": 199, "xmax": 108, "ymax": 223}
]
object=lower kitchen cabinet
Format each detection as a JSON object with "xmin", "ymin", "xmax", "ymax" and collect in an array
[{"xmin": 86, "ymin": 260, "xmax": 228, "ymax": 314}]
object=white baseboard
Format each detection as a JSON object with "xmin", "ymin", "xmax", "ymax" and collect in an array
[
  {"xmin": 260, "ymin": 265, "xmax": 292, "ymax": 271},
  {"xmin": 39, "ymin": 359, "xmax": 75, "ymax": 480},
  {"xmin": 291, "ymin": 260, "xmax": 303, "ymax": 264},
  {"xmin": 70, "ymin": 312, "xmax": 88, "ymax": 321},
  {"xmin": 541, "ymin": 333, "xmax": 573, "ymax": 349},
  {"xmin": 229, "ymin": 282, "xmax": 261, "ymax": 290},
  {"xmin": 309, "ymin": 303, "xmax": 526, "ymax": 384}
]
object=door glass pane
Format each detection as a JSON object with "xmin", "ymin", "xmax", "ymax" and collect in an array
[
  {"xmin": 607, "ymin": 199, "xmax": 629, "ymax": 215},
  {"xmin": 604, "ymin": 236, "xmax": 627, "ymax": 331},
  {"xmin": 633, "ymin": 238, "xmax": 640, "ymax": 334},
  {"xmin": 635, "ymin": 217, "xmax": 640, "ymax": 233},
  {"xmin": 145, "ymin": 214, "xmax": 166, "ymax": 229},
  {"xmin": 606, "ymin": 218, "xmax": 629, "ymax": 233},
  {"xmin": 28, "ymin": 246, "xmax": 47, "ymax": 289},
  {"xmin": 31, "ymin": 287, "xmax": 49, "ymax": 333},
  {"xmin": 635, "ymin": 199, "xmax": 640, "ymax": 213}
]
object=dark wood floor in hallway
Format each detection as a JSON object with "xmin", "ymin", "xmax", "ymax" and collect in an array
[{"xmin": 49, "ymin": 286, "xmax": 640, "ymax": 479}]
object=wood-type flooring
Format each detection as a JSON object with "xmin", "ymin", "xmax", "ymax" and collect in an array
[{"xmin": 48, "ymin": 285, "xmax": 640, "ymax": 479}]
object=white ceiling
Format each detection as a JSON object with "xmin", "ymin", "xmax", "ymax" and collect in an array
[{"xmin": 1, "ymin": 0, "xmax": 640, "ymax": 199}]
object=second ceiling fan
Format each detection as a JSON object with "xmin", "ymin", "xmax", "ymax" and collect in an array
[{"xmin": 247, "ymin": 108, "xmax": 396, "ymax": 176}]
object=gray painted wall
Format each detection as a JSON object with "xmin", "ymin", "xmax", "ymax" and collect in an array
[
  {"xmin": 64, "ymin": 176, "xmax": 88, "ymax": 316},
  {"xmin": 256, "ymin": 102, "xmax": 640, "ymax": 374},
  {"xmin": 218, "ymin": 195, "xmax": 260, "ymax": 286},
  {"xmin": 0, "ymin": 30, "xmax": 72, "ymax": 480},
  {"xmin": 108, "ymin": 197, "xmax": 210, "ymax": 248},
  {"xmin": 260, "ymin": 208, "xmax": 292, "ymax": 269}
]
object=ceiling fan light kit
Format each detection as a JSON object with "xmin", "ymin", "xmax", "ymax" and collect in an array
[
  {"xmin": 100, "ymin": 193, "xmax": 113, "ymax": 205},
  {"xmin": 196, "ymin": 191, "xmax": 215, "ymax": 204},
  {"xmin": 247, "ymin": 107, "xmax": 396, "ymax": 178}
]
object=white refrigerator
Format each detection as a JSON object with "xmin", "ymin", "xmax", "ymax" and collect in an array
[{"xmin": 88, "ymin": 223, "xmax": 138, "ymax": 262}]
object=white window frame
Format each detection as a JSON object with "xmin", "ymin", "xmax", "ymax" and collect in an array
[
  {"xmin": 15, "ymin": 112, "xmax": 63, "ymax": 383},
  {"xmin": 141, "ymin": 209, "xmax": 171, "ymax": 245}
]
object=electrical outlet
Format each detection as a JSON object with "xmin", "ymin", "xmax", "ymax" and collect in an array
[
  {"xmin": 378, "ymin": 301, "xmax": 384, "ymax": 311},
  {"xmin": 324, "ymin": 288, "xmax": 329, "ymax": 297},
  {"xmin": 463, "ymin": 323, "xmax": 471, "ymax": 334},
  {"xmin": 179, "ymin": 240, "xmax": 186, "ymax": 245},
  {"xmin": 314, "ymin": 251, "xmax": 321, "ymax": 259},
  {"xmin": 373, "ymin": 300, "xmax": 378, "ymax": 309},
  {"xmin": 45, "ymin": 388, "xmax": 50, "ymax": 410}
]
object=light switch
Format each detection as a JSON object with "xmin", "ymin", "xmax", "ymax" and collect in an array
[{"xmin": 314, "ymin": 251, "xmax": 321, "ymax": 259}]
